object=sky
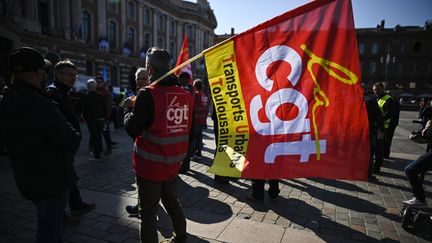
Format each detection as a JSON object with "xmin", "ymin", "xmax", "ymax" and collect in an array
[{"xmin": 195, "ymin": 0, "xmax": 432, "ymax": 35}]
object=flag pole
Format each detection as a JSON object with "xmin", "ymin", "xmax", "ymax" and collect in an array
[{"xmin": 152, "ymin": 35, "xmax": 237, "ymax": 85}]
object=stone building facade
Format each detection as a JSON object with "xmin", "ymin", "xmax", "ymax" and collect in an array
[
  {"xmin": 0, "ymin": 0, "xmax": 217, "ymax": 87},
  {"xmin": 357, "ymin": 20, "xmax": 432, "ymax": 95}
]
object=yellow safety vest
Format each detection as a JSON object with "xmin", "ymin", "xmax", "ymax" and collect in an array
[{"xmin": 377, "ymin": 94, "xmax": 391, "ymax": 129}]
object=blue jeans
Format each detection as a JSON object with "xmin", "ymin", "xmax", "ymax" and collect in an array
[
  {"xmin": 404, "ymin": 151, "xmax": 432, "ymax": 202},
  {"xmin": 33, "ymin": 191, "xmax": 67, "ymax": 243}
]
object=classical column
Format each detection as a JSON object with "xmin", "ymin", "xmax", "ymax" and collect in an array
[
  {"xmin": 177, "ymin": 21, "xmax": 183, "ymax": 53},
  {"xmin": 48, "ymin": 0, "xmax": 55, "ymax": 34},
  {"xmin": 165, "ymin": 16, "xmax": 169, "ymax": 49},
  {"xmin": 153, "ymin": 11, "xmax": 158, "ymax": 47},
  {"xmin": 138, "ymin": 2, "xmax": 144, "ymax": 51},
  {"xmin": 59, "ymin": 0, "xmax": 71, "ymax": 39},
  {"xmin": 195, "ymin": 26, "xmax": 201, "ymax": 54}
]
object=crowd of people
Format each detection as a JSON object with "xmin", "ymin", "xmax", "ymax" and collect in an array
[{"xmin": 0, "ymin": 46, "xmax": 431, "ymax": 243}]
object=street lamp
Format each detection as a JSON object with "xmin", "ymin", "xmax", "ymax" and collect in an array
[{"xmin": 380, "ymin": 47, "xmax": 396, "ymax": 84}]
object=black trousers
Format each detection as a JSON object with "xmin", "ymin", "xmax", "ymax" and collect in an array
[
  {"xmin": 384, "ymin": 126, "xmax": 396, "ymax": 158},
  {"xmin": 252, "ymin": 179, "xmax": 280, "ymax": 200},
  {"xmin": 88, "ymin": 120, "xmax": 104, "ymax": 158},
  {"xmin": 137, "ymin": 176, "xmax": 186, "ymax": 243}
]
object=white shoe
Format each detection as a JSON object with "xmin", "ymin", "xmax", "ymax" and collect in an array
[{"xmin": 403, "ymin": 197, "xmax": 427, "ymax": 207}]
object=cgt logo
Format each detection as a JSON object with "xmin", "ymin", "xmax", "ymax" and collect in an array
[{"xmin": 167, "ymin": 95, "xmax": 189, "ymax": 125}]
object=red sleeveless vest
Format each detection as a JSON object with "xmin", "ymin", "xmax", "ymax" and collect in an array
[
  {"xmin": 133, "ymin": 85, "xmax": 193, "ymax": 181},
  {"xmin": 193, "ymin": 90, "xmax": 209, "ymax": 126}
]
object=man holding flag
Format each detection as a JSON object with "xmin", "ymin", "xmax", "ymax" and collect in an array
[{"xmin": 124, "ymin": 47, "xmax": 193, "ymax": 242}]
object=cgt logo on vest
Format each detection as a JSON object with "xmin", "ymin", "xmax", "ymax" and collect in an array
[{"xmin": 166, "ymin": 93, "xmax": 189, "ymax": 133}]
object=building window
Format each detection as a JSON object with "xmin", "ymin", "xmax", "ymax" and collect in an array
[
  {"xmin": 86, "ymin": 60, "xmax": 95, "ymax": 76},
  {"xmin": 358, "ymin": 43, "xmax": 365, "ymax": 55},
  {"xmin": 371, "ymin": 42, "xmax": 379, "ymax": 55},
  {"xmin": 186, "ymin": 25, "xmax": 193, "ymax": 39},
  {"xmin": 188, "ymin": 44, "xmax": 194, "ymax": 57},
  {"xmin": 170, "ymin": 20, "xmax": 176, "ymax": 35},
  {"xmin": 157, "ymin": 37, "xmax": 164, "ymax": 48},
  {"xmin": 37, "ymin": 1, "xmax": 49, "ymax": 34},
  {"xmin": 127, "ymin": 1, "xmax": 135, "ymax": 19},
  {"xmin": 108, "ymin": 21, "xmax": 117, "ymax": 48},
  {"xmin": 128, "ymin": 27, "xmax": 135, "ymax": 52},
  {"xmin": 414, "ymin": 41, "xmax": 422, "ymax": 52},
  {"xmin": 169, "ymin": 41, "xmax": 176, "ymax": 59},
  {"xmin": 111, "ymin": 65, "xmax": 119, "ymax": 86},
  {"xmin": 409, "ymin": 82, "xmax": 416, "ymax": 89},
  {"xmin": 369, "ymin": 62, "xmax": 376, "ymax": 74},
  {"xmin": 412, "ymin": 63, "xmax": 417, "ymax": 74},
  {"xmin": 144, "ymin": 8, "xmax": 151, "ymax": 26},
  {"xmin": 81, "ymin": 11, "xmax": 91, "ymax": 41},
  {"xmin": 396, "ymin": 63, "xmax": 403, "ymax": 74},
  {"xmin": 144, "ymin": 33, "xmax": 151, "ymax": 52},
  {"xmin": 108, "ymin": 0, "xmax": 117, "ymax": 12},
  {"xmin": 158, "ymin": 14, "xmax": 164, "ymax": 31}
]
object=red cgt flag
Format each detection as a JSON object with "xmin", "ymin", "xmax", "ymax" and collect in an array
[
  {"xmin": 174, "ymin": 35, "xmax": 193, "ymax": 84},
  {"xmin": 205, "ymin": 0, "xmax": 369, "ymax": 180}
]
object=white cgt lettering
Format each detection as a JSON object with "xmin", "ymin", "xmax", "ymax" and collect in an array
[
  {"xmin": 250, "ymin": 45, "xmax": 326, "ymax": 163},
  {"xmin": 167, "ymin": 104, "xmax": 189, "ymax": 125}
]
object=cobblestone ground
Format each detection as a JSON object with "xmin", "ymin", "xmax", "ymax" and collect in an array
[{"xmin": 1, "ymin": 111, "xmax": 431, "ymax": 243}]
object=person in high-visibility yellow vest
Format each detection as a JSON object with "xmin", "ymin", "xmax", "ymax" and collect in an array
[{"xmin": 373, "ymin": 82, "xmax": 400, "ymax": 172}]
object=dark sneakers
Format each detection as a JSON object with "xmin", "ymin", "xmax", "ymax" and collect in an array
[
  {"xmin": 63, "ymin": 214, "xmax": 80, "ymax": 226},
  {"xmin": 126, "ymin": 204, "xmax": 139, "ymax": 216},
  {"xmin": 71, "ymin": 202, "xmax": 96, "ymax": 216},
  {"xmin": 163, "ymin": 234, "xmax": 187, "ymax": 243},
  {"xmin": 245, "ymin": 194, "xmax": 264, "ymax": 204}
]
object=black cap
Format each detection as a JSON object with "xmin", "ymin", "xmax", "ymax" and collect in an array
[{"xmin": 8, "ymin": 47, "xmax": 45, "ymax": 73}]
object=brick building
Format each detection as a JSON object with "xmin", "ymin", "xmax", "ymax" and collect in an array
[{"xmin": 0, "ymin": 0, "xmax": 217, "ymax": 88}]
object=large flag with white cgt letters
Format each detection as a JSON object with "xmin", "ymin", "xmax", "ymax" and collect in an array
[{"xmin": 204, "ymin": 0, "xmax": 369, "ymax": 180}]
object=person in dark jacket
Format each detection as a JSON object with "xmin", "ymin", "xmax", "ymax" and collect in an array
[
  {"xmin": 96, "ymin": 76, "xmax": 116, "ymax": 154},
  {"xmin": 403, "ymin": 118, "xmax": 432, "ymax": 206},
  {"xmin": 364, "ymin": 94, "xmax": 385, "ymax": 177},
  {"xmin": 82, "ymin": 79, "xmax": 107, "ymax": 160},
  {"xmin": 125, "ymin": 67, "xmax": 150, "ymax": 217},
  {"xmin": 0, "ymin": 47, "xmax": 80, "ymax": 243},
  {"xmin": 124, "ymin": 47, "xmax": 192, "ymax": 243},
  {"xmin": 46, "ymin": 60, "xmax": 95, "ymax": 219},
  {"xmin": 373, "ymin": 82, "xmax": 399, "ymax": 162}
]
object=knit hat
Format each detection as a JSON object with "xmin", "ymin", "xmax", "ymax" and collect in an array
[
  {"xmin": 8, "ymin": 47, "xmax": 45, "ymax": 73},
  {"xmin": 87, "ymin": 79, "xmax": 97, "ymax": 90}
]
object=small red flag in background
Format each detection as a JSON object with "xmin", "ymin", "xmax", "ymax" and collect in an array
[
  {"xmin": 205, "ymin": 0, "xmax": 369, "ymax": 180},
  {"xmin": 174, "ymin": 35, "xmax": 193, "ymax": 84}
]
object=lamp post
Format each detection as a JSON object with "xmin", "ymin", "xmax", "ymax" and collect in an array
[{"xmin": 380, "ymin": 46, "xmax": 396, "ymax": 84}]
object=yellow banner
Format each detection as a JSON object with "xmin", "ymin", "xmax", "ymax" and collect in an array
[{"xmin": 205, "ymin": 41, "xmax": 249, "ymax": 177}]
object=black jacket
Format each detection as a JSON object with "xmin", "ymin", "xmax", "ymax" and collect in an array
[
  {"xmin": 365, "ymin": 95, "xmax": 384, "ymax": 135},
  {"xmin": 81, "ymin": 90, "xmax": 106, "ymax": 122},
  {"xmin": 46, "ymin": 80, "xmax": 82, "ymax": 134},
  {"xmin": 0, "ymin": 80, "xmax": 80, "ymax": 201}
]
